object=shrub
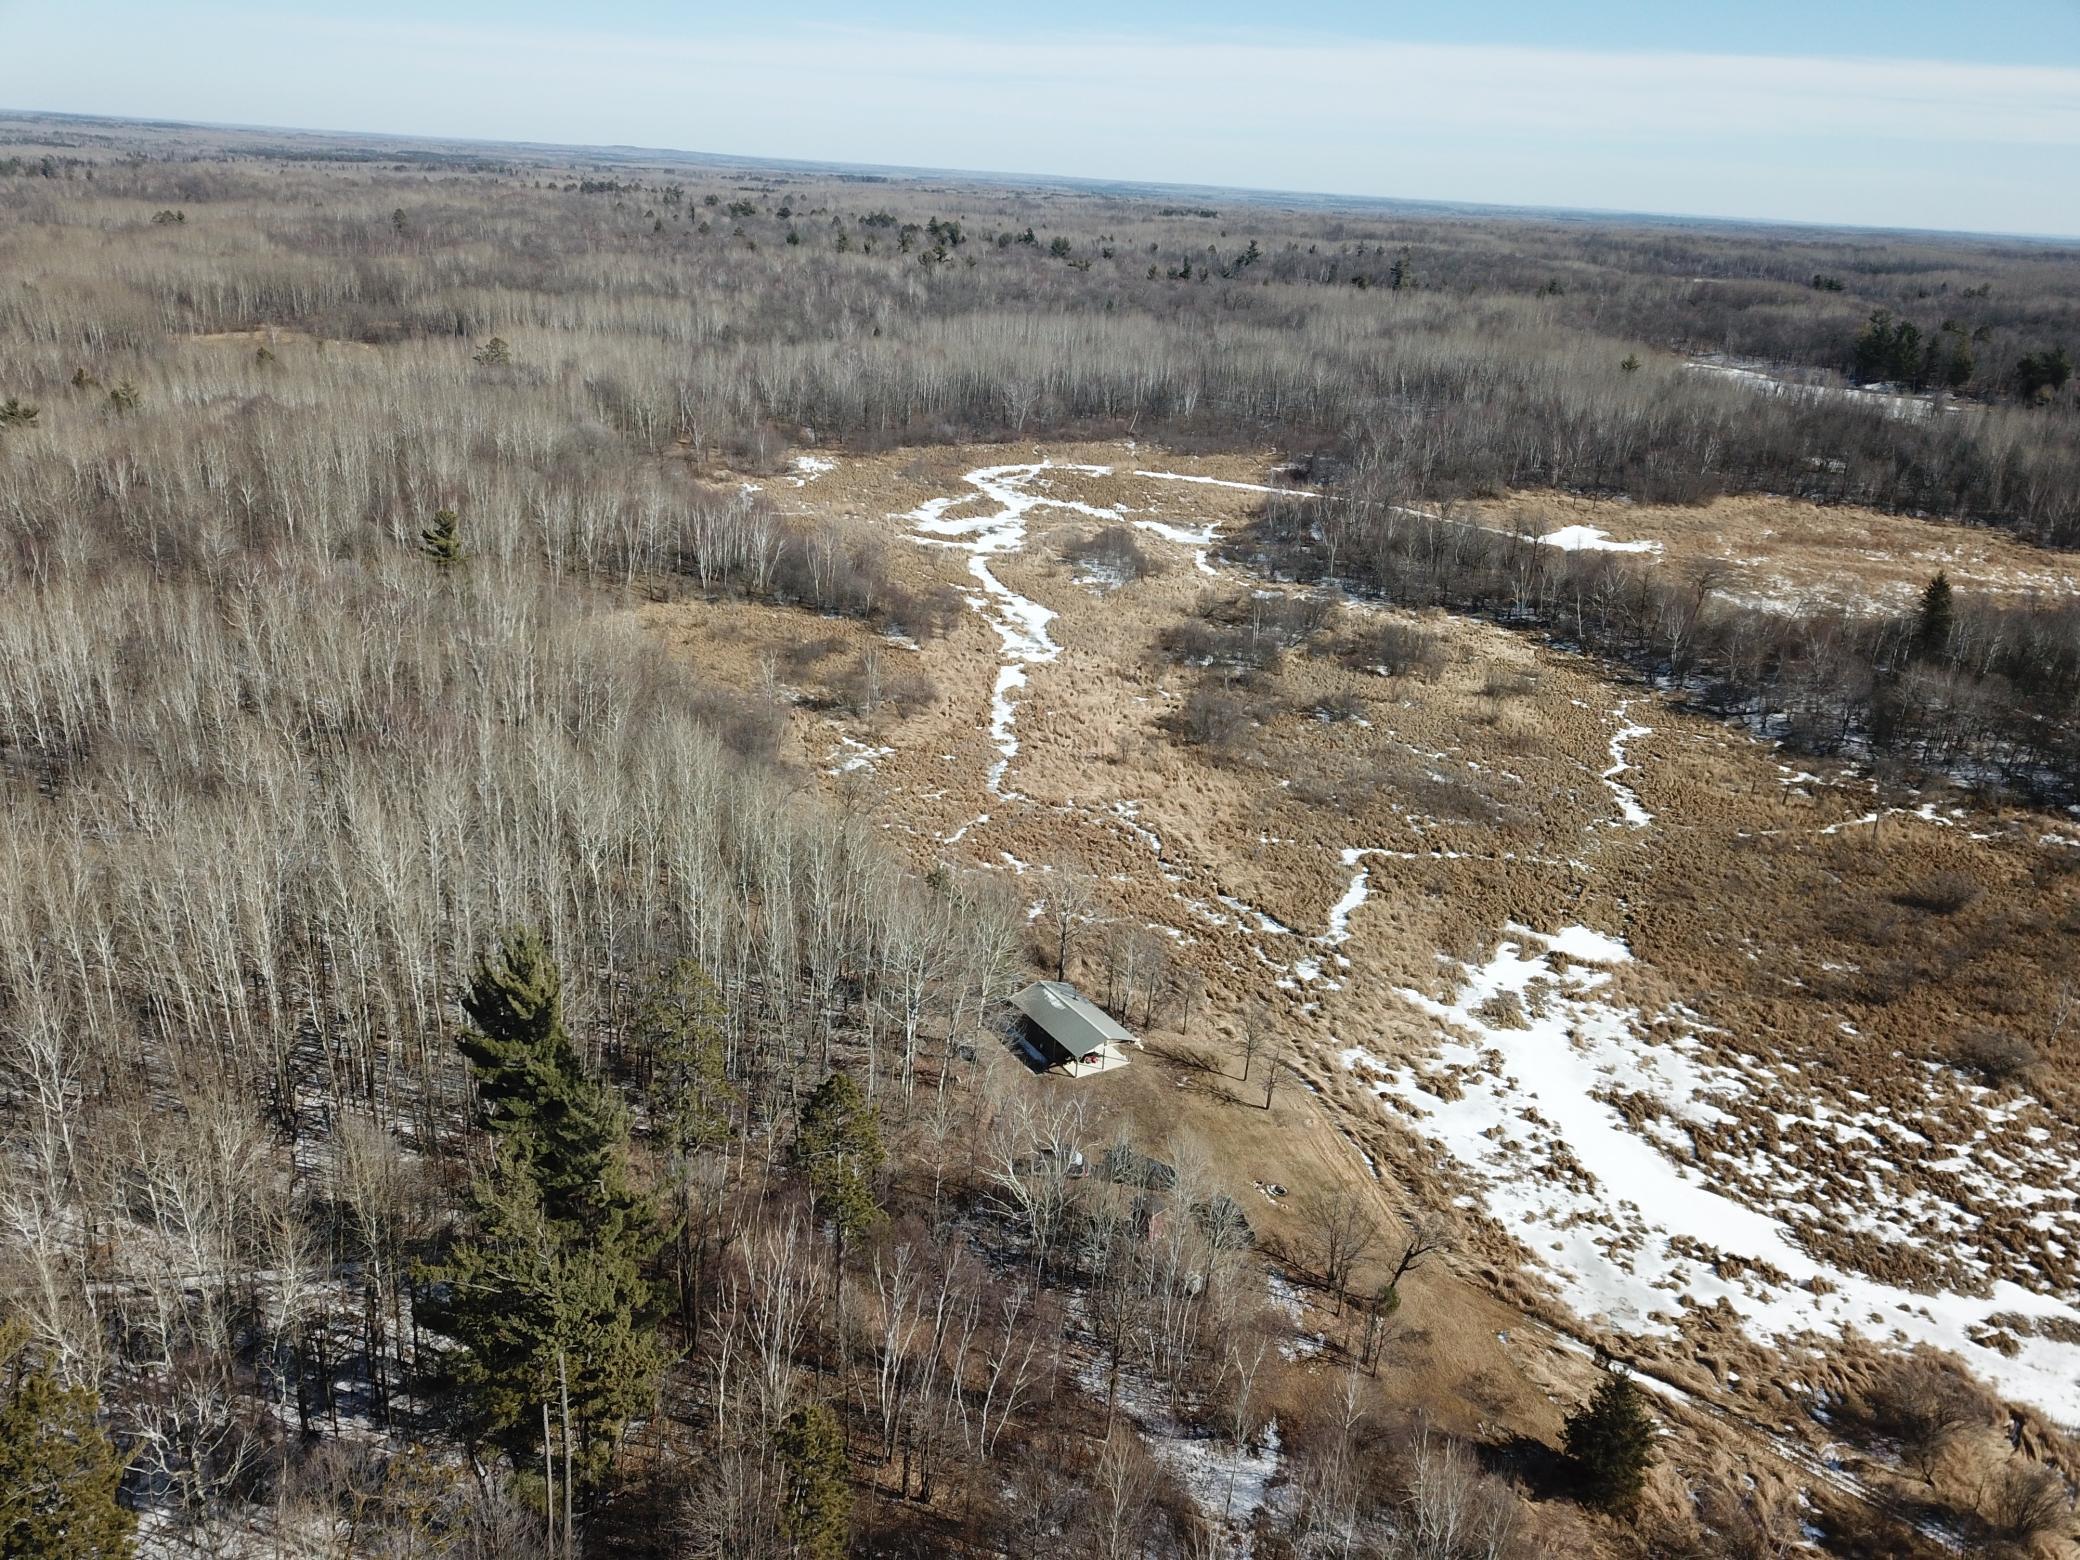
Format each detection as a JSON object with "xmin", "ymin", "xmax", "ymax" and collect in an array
[
  {"xmin": 1481, "ymin": 664, "xmax": 1541, "ymax": 701},
  {"xmin": 1984, "ymin": 1460, "xmax": 2071, "ymax": 1544},
  {"xmin": 826, "ymin": 651, "xmax": 936, "ymax": 719},
  {"xmin": 1063, "ymin": 525, "xmax": 1155, "ymax": 584},
  {"xmin": 1859, "ymin": 1351, "xmax": 1994, "ymax": 1483},
  {"xmin": 1894, "ymin": 869, "xmax": 1980, "ymax": 915},
  {"xmin": 1345, "ymin": 619, "xmax": 1445, "ymax": 679},
  {"xmin": 1158, "ymin": 619, "xmax": 1276, "ymax": 676},
  {"xmin": 1162, "ymin": 685, "xmax": 1254, "ymax": 753},
  {"xmin": 1950, "ymin": 1028, "xmax": 2039, "ymax": 1085}
]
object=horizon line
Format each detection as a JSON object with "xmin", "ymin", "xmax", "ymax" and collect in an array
[{"xmin": 7, "ymin": 104, "xmax": 2078, "ymax": 248}]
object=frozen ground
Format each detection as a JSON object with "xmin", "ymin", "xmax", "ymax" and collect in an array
[
  {"xmin": 874, "ymin": 452, "xmax": 2080, "ymax": 1435},
  {"xmin": 898, "ymin": 464, "xmax": 1099, "ymax": 796},
  {"xmin": 1540, "ymin": 524, "xmax": 1662, "ymax": 555},
  {"xmin": 1343, "ymin": 924, "xmax": 2080, "ymax": 1424},
  {"xmin": 825, "ymin": 733, "xmax": 894, "ymax": 774},
  {"xmin": 1686, "ymin": 357, "xmax": 1947, "ymax": 421},
  {"xmin": 1601, "ymin": 703, "xmax": 1654, "ymax": 828},
  {"xmin": 1072, "ymin": 1319, "xmax": 1286, "ymax": 1555}
]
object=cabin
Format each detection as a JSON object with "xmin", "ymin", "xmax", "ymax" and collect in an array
[{"xmin": 1011, "ymin": 980, "xmax": 1135, "ymax": 1075}]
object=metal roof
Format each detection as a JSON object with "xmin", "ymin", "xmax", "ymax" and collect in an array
[{"xmin": 1011, "ymin": 981, "xmax": 1133, "ymax": 1059}]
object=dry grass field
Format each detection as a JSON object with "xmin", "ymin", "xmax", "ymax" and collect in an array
[
  {"xmin": 1463, "ymin": 489, "xmax": 2080, "ymax": 615},
  {"xmin": 642, "ymin": 442, "xmax": 2080, "ymax": 1549}
]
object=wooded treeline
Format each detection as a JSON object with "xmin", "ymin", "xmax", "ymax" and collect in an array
[
  {"xmin": 1234, "ymin": 485, "xmax": 2080, "ymax": 804},
  {"xmin": 2, "ymin": 131, "xmax": 2075, "ymax": 544},
  {"xmin": 0, "ymin": 549, "xmax": 1536, "ymax": 1551}
]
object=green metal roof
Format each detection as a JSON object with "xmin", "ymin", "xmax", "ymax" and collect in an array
[{"xmin": 1011, "ymin": 980, "xmax": 1133, "ymax": 1060}]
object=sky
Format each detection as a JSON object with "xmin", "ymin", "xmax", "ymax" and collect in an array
[{"xmin": 5, "ymin": 2, "xmax": 2079, "ymax": 235}]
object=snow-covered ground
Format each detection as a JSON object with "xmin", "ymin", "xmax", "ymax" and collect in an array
[
  {"xmin": 898, "ymin": 464, "xmax": 1106, "ymax": 796},
  {"xmin": 1539, "ymin": 524, "xmax": 1662, "ymax": 555},
  {"xmin": 825, "ymin": 734, "xmax": 894, "ymax": 774},
  {"xmin": 1133, "ymin": 469, "xmax": 1313, "ymax": 498},
  {"xmin": 1127, "ymin": 516, "xmax": 1222, "ymax": 576},
  {"xmin": 1686, "ymin": 358, "xmax": 1948, "ymax": 422},
  {"xmin": 1344, "ymin": 924, "xmax": 2080, "ymax": 1424},
  {"xmin": 1073, "ymin": 1322, "xmax": 1287, "ymax": 1555},
  {"xmin": 1322, "ymin": 849, "xmax": 1377, "ymax": 958},
  {"xmin": 1601, "ymin": 704, "xmax": 1654, "ymax": 828}
]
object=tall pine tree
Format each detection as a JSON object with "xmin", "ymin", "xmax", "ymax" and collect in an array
[
  {"xmin": 424, "ymin": 931, "xmax": 664, "ymax": 1501},
  {"xmin": 635, "ymin": 960, "xmax": 737, "ymax": 1166},
  {"xmin": 420, "ymin": 508, "xmax": 461, "ymax": 569},
  {"xmin": 795, "ymin": 1072, "xmax": 884, "ymax": 1259},
  {"xmin": 456, "ymin": 930, "xmax": 633, "ymax": 1226},
  {"xmin": 1916, "ymin": 570, "xmax": 1955, "ymax": 659},
  {"xmin": 794, "ymin": 1073, "xmax": 884, "ymax": 1362},
  {"xmin": 634, "ymin": 960, "xmax": 740, "ymax": 1330}
]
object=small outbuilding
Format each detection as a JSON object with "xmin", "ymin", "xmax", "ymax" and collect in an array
[{"xmin": 1011, "ymin": 980, "xmax": 1135, "ymax": 1075}]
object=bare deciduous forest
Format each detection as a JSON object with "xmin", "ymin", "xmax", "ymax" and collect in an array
[{"xmin": 1, "ymin": 111, "xmax": 2078, "ymax": 1558}]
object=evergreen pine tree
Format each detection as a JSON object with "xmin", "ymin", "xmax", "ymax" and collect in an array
[
  {"xmin": 420, "ymin": 509, "xmax": 461, "ymax": 570},
  {"xmin": 2015, "ymin": 346, "xmax": 2071, "ymax": 399},
  {"xmin": 0, "ymin": 1324, "xmax": 136, "ymax": 1559},
  {"xmin": 1916, "ymin": 571, "xmax": 1955, "ymax": 658},
  {"xmin": 635, "ymin": 959, "xmax": 739, "ymax": 1327},
  {"xmin": 794, "ymin": 1072, "xmax": 884, "ymax": 1358},
  {"xmin": 635, "ymin": 960, "xmax": 737, "ymax": 1164},
  {"xmin": 1562, "ymin": 1362, "xmax": 1657, "ymax": 1515},
  {"xmin": 795, "ymin": 1072, "xmax": 884, "ymax": 1254},
  {"xmin": 455, "ymin": 930, "xmax": 636, "ymax": 1225},
  {"xmin": 424, "ymin": 931, "xmax": 664, "ymax": 1496},
  {"xmin": 773, "ymin": 1401, "xmax": 850, "ymax": 1559},
  {"xmin": 424, "ymin": 1147, "xmax": 662, "ymax": 1491}
]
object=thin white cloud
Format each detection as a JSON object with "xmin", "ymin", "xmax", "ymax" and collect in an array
[{"xmin": 286, "ymin": 17, "xmax": 2080, "ymax": 147}]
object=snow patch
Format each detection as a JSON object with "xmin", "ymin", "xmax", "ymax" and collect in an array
[
  {"xmin": 824, "ymin": 734, "xmax": 893, "ymax": 774},
  {"xmin": 1602, "ymin": 703, "xmax": 1654, "ymax": 828},
  {"xmin": 899, "ymin": 463, "xmax": 1122, "ymax": 797},
  {"xmin": 1540, "ymin": 525, "xmax": 1662, "ymax": 555},
  {"xmin": 1133, "ymin": 469, "xmax": 1314, "ymax": 497},
  {"xmin": 1348, "ymin": 925, "xmax": 2080, "ymax": 1425}
]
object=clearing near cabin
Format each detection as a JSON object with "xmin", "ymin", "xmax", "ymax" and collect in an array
[{"xmin": 646, "ymin": 442, "xmax": 2080, "ymax": 1521}]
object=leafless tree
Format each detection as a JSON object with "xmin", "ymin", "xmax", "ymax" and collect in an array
[
  {"xmin": 1307, "ymin": 1190, "xmax": 1384, "ymax": 1314},
  {"xmin": 1238, "ymin": 1000, "xmax": 1271, "ymax": 1081},
  {"xmin": 1044, "ymin": 861, "xmax": 1100, "ymax": 981},
  {"xmin": 982, "ymin": 1090, "xmax": 1090, "ymax": 1274}
]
